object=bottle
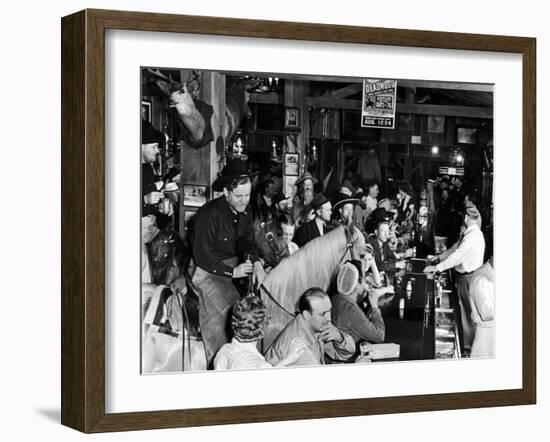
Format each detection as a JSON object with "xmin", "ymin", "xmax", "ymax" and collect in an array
[
  {"xmin": 406, "ymin": 280, "xmax": 412, "ymax": 300},
  {"xmin": 399, "ymin": 297, "xmax": 405, "ymax": 319}
]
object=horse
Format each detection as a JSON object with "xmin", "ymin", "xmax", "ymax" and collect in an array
[{"xmin": 255, "ymin": 225, "xmax": 368, "ymax": 351}]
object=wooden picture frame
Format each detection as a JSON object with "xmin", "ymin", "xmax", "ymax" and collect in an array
[
  {"xmin": 141, "ymin": 100, "xmax": 152, "ymax": 123},
  {"xmin": 284, "ymin": 152, "xmax": 300, "ymax": 176},
  {"xmin": 61, "ymin": 9, "xmax": 536, "ymax": 433},
  {"xmin": 182, "ymin": 184, "xmax": 208, "ymax": 207},
  {"xmin": 284, "ymin": 107, "xmax": 301, "ymax": 129},
  {"xmin": 457, "ymin": 126, "xmax": 479, "ymax": 144}
]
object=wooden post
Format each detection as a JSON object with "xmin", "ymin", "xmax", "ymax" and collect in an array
[
  {"xmin": 179, "ymin": 70, "xmax": 225, "ymax": 239},
  {"xmin": 283, "ymin": 80, "xmax": 308, "ymax": 198},
  {"xmin": 403, "ymin": 87, "xmax": 416, "ymax": 183}
]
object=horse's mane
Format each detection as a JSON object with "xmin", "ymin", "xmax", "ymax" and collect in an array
[
  {"xmin": 262, "ymin": 226, "xmax": 346, "ymax": 311},
  {"xmin": 259, "ymin": 225, "xmax": 363, "ymax": 350}
]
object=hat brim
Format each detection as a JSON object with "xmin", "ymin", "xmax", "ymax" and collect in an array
[
  {"xmin": 333, "ymin": 198, "xmax": 359, "ymax": 212},
  {"xmin": 296, "ymin": 176, "xmax": 319, "ymax": 186}
]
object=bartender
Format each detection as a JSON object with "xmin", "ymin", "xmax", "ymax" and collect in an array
[
  {"xmin": 423, "ymin": 206, "xmax": 485, "ymax": 354},
  {"xmin": 191, "ymin": 158, "xmax": 259, "ymax": 366}
]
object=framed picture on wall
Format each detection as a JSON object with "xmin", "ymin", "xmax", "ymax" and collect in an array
[
  {"xmin": 457, "ymin": 126, "xmax": 479, "ymax": 144},
  {"xmin": 141, "ymin": 100, "xmax": 152, "ymax": 122},
  {"xmin": 183, "ymin": 184, "xmax": 208, "ymax": 207},
  {"xmin": 284, "ymin": 107, "xmax": 300, "ymax": 129},
  {"xmin": 428, "ymin": 115, "xmax": 445, "ymax": 133},
  {"xmin": 284, "ymin": 152, "xmax": 299, "ymax": 176}
]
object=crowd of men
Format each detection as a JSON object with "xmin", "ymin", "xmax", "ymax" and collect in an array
[{"xmin": 141, "ymin": 124, "xmax": 494, "ymax": 371}]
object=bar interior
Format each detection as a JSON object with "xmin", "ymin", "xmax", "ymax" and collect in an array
[{"xmin": 141, "ymin": 69, "xmax": 494, "ymax": 372}]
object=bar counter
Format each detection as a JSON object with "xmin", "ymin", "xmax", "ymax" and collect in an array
[{"xmin": 380, "ymin": 258, "xmax": 461, "ymax": 361}]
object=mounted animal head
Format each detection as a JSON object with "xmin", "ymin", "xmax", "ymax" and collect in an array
[
  {"xmin": 147, "ymin": 69, "xmax": 201, "ymax": 109},
  {"xmin": 224, "ymin": 77, "xmax": 262, "ymax": 140},
  {"xmin": 145, "ymin": 69, "xmax": 214, "ymax": 148}
]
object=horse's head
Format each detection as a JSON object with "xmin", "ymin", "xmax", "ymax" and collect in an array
[{"xmin": 344, "ymin": 225, "xmax": 368, "ymax": 261}]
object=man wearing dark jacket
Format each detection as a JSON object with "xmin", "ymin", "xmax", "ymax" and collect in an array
[
  {"xmin": 293, "ymin": 193, "xmax": 332, "ymax": 247},
  {"xmin": 192, "ymin": 159, "xmax": 259, "ymax": 366},
  {"xmin": 368, "ymin": 221, "xmax": 405, "ymax": 273}
]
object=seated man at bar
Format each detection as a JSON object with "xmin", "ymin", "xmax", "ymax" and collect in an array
[
  {"xmin": 423, "ymin": 206, "xmax": 485, "ymax": 354},
  {"xmin": 368, "ymin": 221, "xmax": 406, "ymax": 273},
  {"xmin": 192, "ymin": 159, "xmax": 259, "ymax": 366},
  {"xmin": 265, "ymin": 288, "xmax": 356, "ymax": 367},
  {"xmin": 293, "ymin": 193, "xmax": 333, "ymax": 247},
  {"xmin": 331, "ymin": 260, "xmax": 386, "ymax": 345}
]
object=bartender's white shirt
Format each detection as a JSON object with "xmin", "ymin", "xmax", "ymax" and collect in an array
[{"xmin": 436, "ymin": 224, "xmax": 485, "ymax": 273}]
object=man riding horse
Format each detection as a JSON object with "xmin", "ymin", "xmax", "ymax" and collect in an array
[{"xmin": 191, "ymin": 159, "xmax": 260, "ymax": 366}]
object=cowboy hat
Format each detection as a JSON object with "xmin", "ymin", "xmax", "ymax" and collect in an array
[
  {"xmin": 295, "ymin": 171, "xmax": 319, "ymax": 186},
  {"xmin": 332, "ymin": 193, "xmax": 359, "ymax": 212},
  {"xmin": 310, "ymin": 193, "xmax": 330, "ymax": 210},
  {"xmin": 370, "ymin": 207, "xmax": 394, "ymax": 224},
  {"xmin": 142, "ymin": 121, "xmax": 164, "ymax": 144},
  {"xmin": 212, "ymin": 159, "xmax": 251, "ymax": 191}
]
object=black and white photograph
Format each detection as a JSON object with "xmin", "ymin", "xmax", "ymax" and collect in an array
[
  {"xmin": 284, "ymin": 152, "xmax": 299, "ymax": 176},
  {"xmin": 140, "ymin": 67, "xmax": 494, "ymax": 374},
  {"xmin": 141, "ymin": 99, "xmax": 152, "ymax": 123},
  {"xmin": 284, "ymin": 107, "xmax": 300, "ymax": 128},
  {"xmin": 182, "ymin": 184, "xmax": 208, "ymax": 207}
]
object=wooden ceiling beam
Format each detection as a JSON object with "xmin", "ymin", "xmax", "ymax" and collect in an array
[
  {"xmin": 248, "ymin": 92, "xmax": 284, "ymax": 104},
  {"xmin": 305, "ymin": 96, "xmax": 492, "ymax": 118},
  {"xmin": 250, "ymin": 92, "xmax": 493, "ymax": 118},
  {"xmin": 398, "ymin": 103, "xmax": 493, "ymax": 118},
  {"xmin": 322, "ymin": 83, "xmax": 363, "ymax": 99},
  {"xmin": 227, "ymin": 71, "xmax": 493, "ymax": 92}
]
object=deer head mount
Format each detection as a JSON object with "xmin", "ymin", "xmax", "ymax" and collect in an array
[{"xmin": 145, "ymin": 69, "xmax": 262, "ymax": 150}]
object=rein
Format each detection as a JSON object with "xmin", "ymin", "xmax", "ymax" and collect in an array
[{"xmin": 259, "ymin": 283, "xmax": 296, "ymax": 318}]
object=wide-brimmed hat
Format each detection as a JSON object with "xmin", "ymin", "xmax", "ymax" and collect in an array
[
  {"xmin": 295, "ymin": 171, "xmax": 319, "ymax": 187},
  {"xmin": 332, "ymin": 193, "xmax": 359, "ymax": 212},
  {"xmin": 372, "ymin": 207, "xmax": 394, "ymax": 223},
  {"xmin": 311, "ymin": 193, "xmax": 330, "ymax": 210},
  {"xmin": 212, "ymin": 159, "xmax": 251, "ymax": 191},
  {"xmin": 142, "ymin": 121, "xmax": 164, "ymax": 144}
]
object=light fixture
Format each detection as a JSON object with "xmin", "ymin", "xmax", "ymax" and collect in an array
[
  {"xmin": 431, "ymin": 145, "xmax": 439, "ymax": 155},
  {"xmin": 270, "ymin": 139, "xmax": 282, "ymax": 163},
  {"xmin": 311, "ymin": 140, "xmax": 318, "ymax": 163},
  {"xmin": 227, "ymin": 134, "xmax": 248, "ymax": 161},
  {"xmin": 456, "ymin": 153, "xmax": 464, "ymax": 164}
]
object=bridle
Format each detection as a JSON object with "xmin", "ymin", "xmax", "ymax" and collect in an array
[{"xmin": 338, "ymin": 225, "xmax": 359, "ymax": 264}]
